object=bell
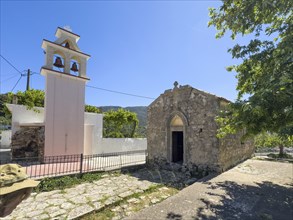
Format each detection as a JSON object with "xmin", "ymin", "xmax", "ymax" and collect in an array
[
  {"xmin": 65, "ymin": 42, "xmax": 70, "ymax": 48},
  {"xmin": 71, "ymin": 62, "xmax": 78, "ymax": 72},
  {"xmin": 53, "ymin": 57, "xmax": 64, "ymax": 68}
]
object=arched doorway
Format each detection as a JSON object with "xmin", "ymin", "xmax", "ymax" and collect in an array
[{"xmin": 170, "ymin": 114, "xmax": 185, "ymax": 163}]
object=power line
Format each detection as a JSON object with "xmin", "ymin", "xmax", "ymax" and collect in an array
[
  {"xmin": 86, "ymin": 85, "xmax": 155, "ymax": 100},
  {"xmin": 30, "ymin": 71, "xmax": 154, "ymax": 100},
  {"xmin": 0, "ymin": 54, "xmax": 23, "ymax": 75},
  {"xmin": 3, "ymin": 70, "xmax": 26, "ymax": 77},
  {"xmin": 1, "ymin": 74, "xmax": 20, "ymax": 83},
  {"xmin": 11, "ymin": 76, "xmax": 22, "ymax": 92},
  {"xmin": 30, "ymin": 71, "xmax": 41, "ymax": 75},
  {"xmin": 3, "ymin": 67, "xmax": 154, "ymax": 100}
]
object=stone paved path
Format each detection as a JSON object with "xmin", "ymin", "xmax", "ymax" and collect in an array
[
  {"xmin": 1, "ymin": 173, "xmax": 156, "ymax": 220},
  {"xmin": 2, "ymin": 166, "xmax": 195, "ymax": 220},
  {"xmin": 81, "ymin": 186, "xmax": 178, "ymax": 219}
]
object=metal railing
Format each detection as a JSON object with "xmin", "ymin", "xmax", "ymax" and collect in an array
[{"xmin": 0, "ymin": 150, "xmax": 147, "ymax": 179}]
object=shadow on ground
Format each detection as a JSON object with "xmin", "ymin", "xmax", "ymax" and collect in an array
[
  {"xmin": 166, "ymin": 212, "xmax": 183, "ymax": 220},
  {"xmin": 122, "ymin": 165, "xmax": 209, "ymax": 189},
  {"xmin": 193, "ymin": 181, "xmax": 293, "ymax": 220}
]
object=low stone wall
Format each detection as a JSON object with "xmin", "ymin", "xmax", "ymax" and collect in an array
[
  {"xmin": 11, "ymin": 126, "xmax": 45, "ymax": 160},
  {"xmin": 219, "ymin": 133, "xmax": 255, "ymax": 172}
]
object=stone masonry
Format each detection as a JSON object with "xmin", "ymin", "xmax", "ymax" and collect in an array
[
  {"xmin": 147, "ymin": 83, "xmax": 254, "ymax": 173},
  {"xmin": 11, "ymin": 126, "xmax": 45, "ymax": 160}
]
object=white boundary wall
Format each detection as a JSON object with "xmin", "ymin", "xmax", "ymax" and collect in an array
[
  {"xmin": 83, "ymin": 112, "xmax": 146, "ymax": 155},
  {"xmin": 7, "ymin": 104, "xmax": 147, "ymax": 155},
  {"xmin": 96, "ymin": 138, "xmax": 147, "ymax": 154},
  {"xmin": 6, "ymin": 104, "xmax": 45, "ymax": 135},
  {"xmin": 0, "ymin": 130, "xmax": 12, "ymax": 148},
  {"xmin": 84, "ymin": 112, "xmax": 103, "ymax": 155}
]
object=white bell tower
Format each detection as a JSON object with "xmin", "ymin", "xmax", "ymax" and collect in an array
[{"xmin": 41, "ymin": 27, "xmax": 90, "ymax": 156}]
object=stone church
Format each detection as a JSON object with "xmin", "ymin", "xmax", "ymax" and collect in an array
[{"xmin": 147, "ymin": 82, "xmax": 254, "ymax": 173}]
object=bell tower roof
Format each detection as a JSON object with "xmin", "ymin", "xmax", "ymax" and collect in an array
[
  {"xmin": 46, "ymin": 27, "xmax": 85, "ymax": 53},
  {"xmin": 55, "ymin": 27, "xmax": 80, "ymax": 42}
]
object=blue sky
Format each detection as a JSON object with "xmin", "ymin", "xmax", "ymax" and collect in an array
[{"xmin": 1, "ymin": 1, "xmax": 245, "ymax": 107}]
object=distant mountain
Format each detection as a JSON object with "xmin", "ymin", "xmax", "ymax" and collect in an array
[{"xmin": 99, "ymin": 106, "xmax": 147, "ymax": 127}]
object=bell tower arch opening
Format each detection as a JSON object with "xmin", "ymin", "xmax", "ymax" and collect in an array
[
  {"xmin": 52, "ymin": 51, "xmax": 65, "ymax": 72},
  {"xmin": 70, "ymin": 60, "xmax": 79, "ymax": 76},
  {"xmin": 70, "ymin": 56, "xmax": 81, "ymax": 76}
]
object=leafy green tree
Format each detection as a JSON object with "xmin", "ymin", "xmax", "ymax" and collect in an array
[
  {"xmin": 0, "ymin": 90, "xmax": 45, "ymax": 127},
  {"xmin": 103, "ymin": 108, "xmax": 139, "ymax": 138},
  {"xmin": 209, "ymin": 0, "xmax": 293, "ymax": 155},
  {"xmin": 11, "ymin": 90, "xmax": 45, "ymax": 108},
  {"xmin": 255, "ymin": 132, "xmax": 293, "ymax": 149},
  {"xmin": 85, "ymin": 105, "xmax": 101, "ymax": 113},
  {"xmin": 0, "ymin": 94, "xmax": 10, "ymax": 128}
]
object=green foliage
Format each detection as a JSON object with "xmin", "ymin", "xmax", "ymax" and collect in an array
[
  {"xmin": 0, "ymin": 116, "xmax": 11, "ymax": 128},
  {"xmin": 209, "ymin": 0, "xmax": 293, "ymax": 138},
  {"xmin": 1, "ymin": 94, "xmax": 12, "ymax": 128},
  {"xmin": 254, "ymin": 132, "xmax": 293, "ymax": 148},
  {"xmin": 103, "ymin": 108, "xmax": 139, "ymax": 138},
  {"xmin": 34, "ymin": 172, "xmax": 106, "ymax": 193},
  {"xmin": 11, "ymin": 89, "xmax": 45, "ymax": 109},
  {"xmin": 0, "ymin": 90, "xmax": 45, "ymax": 127},
  {"xmin": 100, "ymin": 106, "xmax": 147, "ymax": 127},
  {"xmin": 85, "ymin": 104, "xmax": 101, "ymax": 113},
  {"xmin": 267, "ymin": 153, "xmax": 293, "ymax": 159},
  {"xmin": 136, "ymin": 126, "xmax": 147, "ymax": 138},
  {"xmin": 35, "ymin": 175, "xmax": 80, "ymax": 192}
]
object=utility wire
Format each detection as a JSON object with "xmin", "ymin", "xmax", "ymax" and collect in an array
[
  {"xmin": 0, "ymin": 54, "xmax": 23, "ymax": 75},
  {"xmin": 31, "ymin": 71, "xmax": 41, "ymax": 75},
  {"xmin": 9, "ymin": 69, "xmax": 154, "ymax": 100},
  {"xmin": 11, "ymin": 76, "xmax": 22, "ymax": 92},
  {"xmin": 86, "ymin": 85, "xmax": 155, "ymax": 100},
  {"xmin": 3, "ymin": 71, "xmax": 25, "ymax": 77},
  {"xmin": 31, "ymin": 71, "xmax": 154, "ymax": 100},
  {"xmin": 1, "ymin": 74, "xmax": 20, "ymax": 83}
]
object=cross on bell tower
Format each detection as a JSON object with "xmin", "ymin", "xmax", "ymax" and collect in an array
[{"xmin": 41, "ymin": 27, "xmax": 91, "ymax": 156}]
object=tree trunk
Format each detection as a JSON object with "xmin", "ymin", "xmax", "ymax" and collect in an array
[{"xmin": 130, "ymin": 121, "xmax": 137, "ymax": 138}]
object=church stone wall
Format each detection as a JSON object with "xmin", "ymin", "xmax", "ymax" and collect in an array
[
  {"xmin": 147, "ymin": 84, "xmax": 255, "ymax": 174},
  {"xmin": 148, "ymin": 85, "xmax": 222, "ymax": 173}
]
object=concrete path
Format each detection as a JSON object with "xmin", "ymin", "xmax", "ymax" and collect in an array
[{"xmin": 126, "ymin": 159, "xmax": 293, "ymax": 220}]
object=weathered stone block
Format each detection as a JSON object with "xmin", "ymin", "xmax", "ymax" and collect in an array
[{"xmin": 11, "ymin": 126, "xmax": 45, "ymax": 161}]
